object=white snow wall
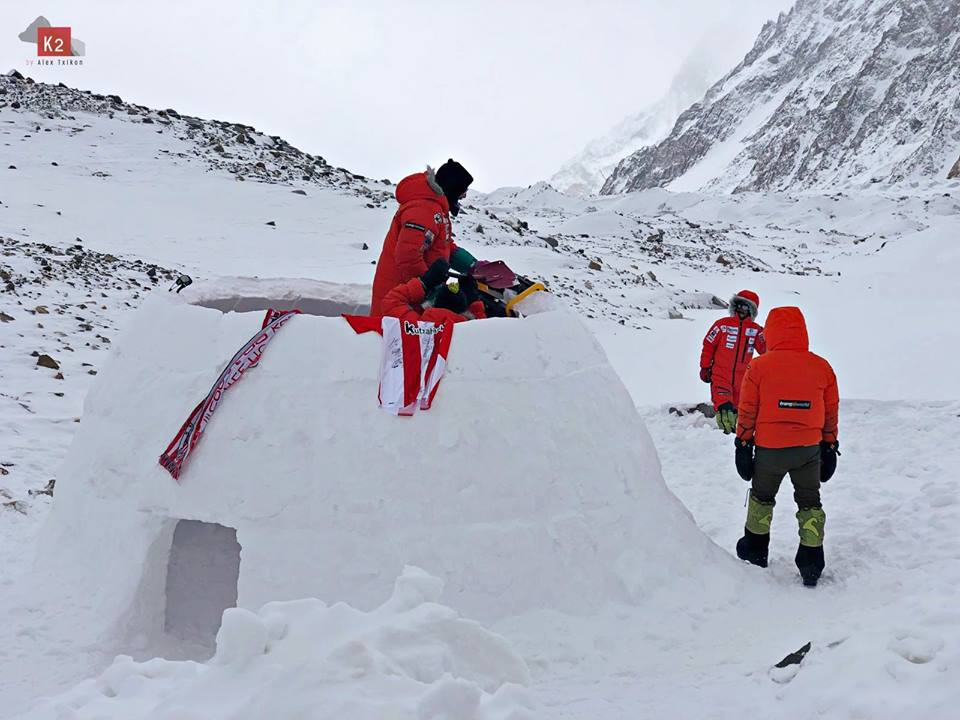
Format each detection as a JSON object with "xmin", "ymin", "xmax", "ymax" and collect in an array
[{"xmin": 35, "ymin": 283, "xmax": 731, "ymax": 649}]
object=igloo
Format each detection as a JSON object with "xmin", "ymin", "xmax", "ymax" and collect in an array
[{"xmin": 33, "ymin": 277, "xmax": 731, "ymax": 659}]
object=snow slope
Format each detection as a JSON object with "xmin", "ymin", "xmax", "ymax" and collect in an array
[
  {"xmin": 473, "ymin": 182, "xmax": 960, "ymax": 403},
  {"xmin": 507, "ymin": 398, "xmax": 960, "ymax": 719},
  {"xmin": 3, "ymin": 68, "xmax": 960, "ymax": 720},
  {"xmin": 603, "ymin": 0, "xmax": 960, "ymax": 194}
]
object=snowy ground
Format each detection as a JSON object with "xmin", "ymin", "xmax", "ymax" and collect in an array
[
  {"xmin": 3, "ymin": 76, "xmax": 960, "ymax": 718},
  {"xmin": 505, "ymin": 399, "xmax": 960, "ymax": 719}
]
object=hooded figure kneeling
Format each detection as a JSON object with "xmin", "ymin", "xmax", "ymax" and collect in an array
[{"xmin": 371, "ymin": 160, "xmax": 478, "ymax": 316}]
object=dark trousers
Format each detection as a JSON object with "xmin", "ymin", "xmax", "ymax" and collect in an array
[{"xmin": 752, "ymin": 445, "xmax": 821, "ymax": 509}]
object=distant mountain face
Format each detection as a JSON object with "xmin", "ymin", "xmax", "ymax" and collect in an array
[
  {"xmin": 549, "ymin": 7, "xmax": 783, "ymax": 197},
  {"xmin": 602, "ymin": 0, "xmax": 960, "ymax": 195},
  {"xmin": 547, "ymin": 57, "xmax": 717, "ymax": 197}
]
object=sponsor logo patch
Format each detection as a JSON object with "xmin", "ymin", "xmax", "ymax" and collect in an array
[
  {"xmin": 403, "ymin": 321, "xmax": 443, "ymax": 336},
  {"xmin": 778, "ymin": 400, "xmax": 812, "ymax": 409}
]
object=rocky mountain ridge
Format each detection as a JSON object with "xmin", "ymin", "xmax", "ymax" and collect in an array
[
  {"xmin": 602, "ymin": 0, "xmax": 960, "ymax": 194},
  {"xmin": 1, "ymin": 70, "xmax": 393, "ymax": 205}
]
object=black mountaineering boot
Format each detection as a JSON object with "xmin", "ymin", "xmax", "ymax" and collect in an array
[
  {"xmin": 736, "ymin": 528, "xmax": 770, "ymax": 568},
  {"xmin": 796, "ymin": 544, "xmax": 825, "ymax": 587},
  {"xmin": 795, "ymin": 507, "xmax": 826, "ymax": 586}
]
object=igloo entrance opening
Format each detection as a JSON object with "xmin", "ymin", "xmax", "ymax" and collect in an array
[
  {"xmin": 192, "ymin": 295, "xmax": 368, "ymax": 317},
  {"xmin": 163, "ymin": 520, "xmax": 241, "ymax": 655}
]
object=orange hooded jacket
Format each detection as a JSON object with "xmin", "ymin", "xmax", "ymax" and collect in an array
[
  {"xmin": 371, "ymin": 170, "xmax": 457, "ymax": 315},
  {"xmin": 736, "ymin": 307, "xmax": 838, "ymax": 449}
]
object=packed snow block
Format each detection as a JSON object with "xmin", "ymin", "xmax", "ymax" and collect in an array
[{"xmin": 36, "ymin": 279, "xmax": 728, "ymax": 650}]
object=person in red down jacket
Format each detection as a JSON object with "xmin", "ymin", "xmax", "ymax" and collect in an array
[
  {"xmin": 699, "ymin": 290, "xmax": 766, "ymax": 433},
  {"xmin": 382, "ymin": 275, "xmax": 486, "ymax": 325},
  {"xmin": 371, "ymin": 160, "xmax": 479, "ymax": 315}
]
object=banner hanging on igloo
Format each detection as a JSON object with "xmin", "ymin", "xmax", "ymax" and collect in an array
[
  {"xmin": 159, "ymin": 309, "xmax": 299, "ymax": 481},
  {"xmin": 343, "ymin": 315, "xmax": 453, "ymax": 416}
]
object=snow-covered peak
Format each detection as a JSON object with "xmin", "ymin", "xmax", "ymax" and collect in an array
[
  {"xmin": 548, "ymin": 13, "xmax": 778, "ymax": 197},
  {"xmin": 602, "ymin": 0, "xmax": 960, "ymax": 194},
  {"xmin": 548, "ymin": 53, "xmax": 717, "ymax": 197},
  {"xmin": 476, "ymin": 181, "xmax": 580, "ymax": 211}
]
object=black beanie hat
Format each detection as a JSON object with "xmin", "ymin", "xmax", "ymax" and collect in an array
[{"xmin": 435, "ymin": 159, "xmax": 474, "ymax": 215}]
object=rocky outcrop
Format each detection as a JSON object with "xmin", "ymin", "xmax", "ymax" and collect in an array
[
  {"xmin": 0, "ymin": 72, "xmax": 392, "ymax": 205},
  {"xmin": 602, "ymin": 0, "xmax": 960, "ymax": 194}
]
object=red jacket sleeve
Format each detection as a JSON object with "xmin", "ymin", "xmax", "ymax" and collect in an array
[
  {"xmin": 381, "ymin": 278, "xmax": 425, "ymax": 323},
  {"xmin": 394, "ymin": 207, "xmax": 441, "ymax": 282},
  {"xmin": 755, "ymin": 327, "xmax": 767, "ymax": 355},
  {"xmin": 465, "ymin": 300, "xmax": 486, "ymax": 320},
  {"xmin": 700, "ymin": 320, "xmax": 722, "ymax": 370},
  {"xmin": 422, "ymin": 308, "xmax": 467, "ymax": 325},
  {"xmin": 822, "ymin": 364, "xmax": 839, "ymax": 443},
  {"xmin": 736, "ymin": 365, "xmax": 760, "ymax": 442}
]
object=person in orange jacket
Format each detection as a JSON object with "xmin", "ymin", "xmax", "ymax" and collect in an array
[
  {"xmin": 699, "ymin": 290, "xmax": 766, "ymax": 434},
  {"xmin": 371, "ymin": 160, "xmax": 479, "ymax": 315},
  {"xmin": 382, "ymin": 271, "xmax": 486, "ymax": 325},
  {"xmin": 732, "ymin": 306, "xmax": 839, "ymax": 587}
]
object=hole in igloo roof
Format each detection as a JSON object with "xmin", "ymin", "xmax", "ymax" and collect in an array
[
  {"xmin": 186, "ymin": 278, "xmax": 370, "ymax": 317},
  {"xmin": 193, "ymin": 295, "xmax": 369, "ymax": 317}
]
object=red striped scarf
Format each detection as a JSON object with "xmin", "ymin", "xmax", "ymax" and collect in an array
[{"xmin": 159, "ymin": 309, "xmax": 299, "ymax": 481}]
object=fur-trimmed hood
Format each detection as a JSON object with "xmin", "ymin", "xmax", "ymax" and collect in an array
[
  {"xmin": 730, "ymin": 289, "xmax": 760, "ymax": 319},
  {"xmin": 394, "ymin": 167, "xmax": 450, "ymax": 212},
  {"xmin": 425, "ymin": 165, "xmax": 445, "ymax": 197}
]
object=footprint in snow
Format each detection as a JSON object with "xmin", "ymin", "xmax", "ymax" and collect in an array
[{"xmin": 888, "ymin": 631, "xmax": 942, "ymax": 665}]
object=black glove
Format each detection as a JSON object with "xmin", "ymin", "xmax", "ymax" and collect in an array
[
  {"xmin": 459, "ymin": 274, "xmax": 481, "ymax": 303},
  {"xmin": 735, "ymin": 438, "xmax": 755, "ymax": 482},
  {"xmin": 700, "ymin": 367, "xmax": 712, "ymax": 384},
  {"xmin": 820, "ymin": 441, "xmax": 839, "ymax": 483},
  {"xmin": 420, "ymin": 259, "xmax": 450, "ymax": 291},
  {"xmin": 434, "ymin": 285, "xmax": 468, "ymax": 315}
]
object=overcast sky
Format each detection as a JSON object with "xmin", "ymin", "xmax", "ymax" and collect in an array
[{"xmin": 2, "ymin": 1, "xmax": 792, "ymax": 190}]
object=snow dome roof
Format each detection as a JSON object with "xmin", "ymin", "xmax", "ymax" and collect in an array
[{"xmin": 33, "ymin": 277, "xmax": 731, "ymax": 661}]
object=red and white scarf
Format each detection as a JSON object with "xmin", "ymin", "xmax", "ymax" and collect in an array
[
  {"xmin": 344, "ymin": 315, "xmax": 453, "ymax": 416},
  {"xmin": 159, "ymin": 309, "xmax": 299, "ymax": 481}
]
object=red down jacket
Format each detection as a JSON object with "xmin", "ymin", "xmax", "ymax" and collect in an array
[
  {"xmin": 382, "ymin": 278, "xmax": 486, "ymax": 325},
  {"xmin": 700, "ymin": 293, "xmax": 766, "ymax": 410},
  {"xmin": 371, "ymin": 170, "xmax": 457, "ymax": 315}
]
